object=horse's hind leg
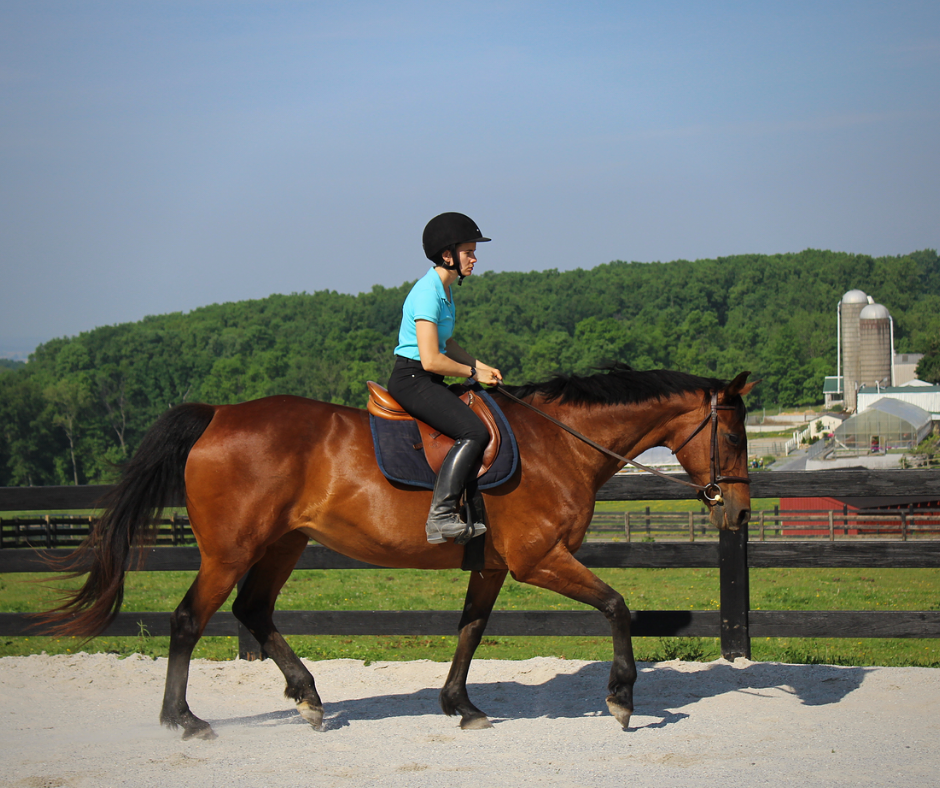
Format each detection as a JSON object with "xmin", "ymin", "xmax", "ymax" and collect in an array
[
  {"xmin": 440, "ymin": 568, "xmax": 508, "ymax": 730},
  {"xmin": 231, "ymin": 530, "xmax": 324, "ymax": 730},
  {"xmin": 160, "ymin": 560, "xmax": 245, "ymax": 740}
]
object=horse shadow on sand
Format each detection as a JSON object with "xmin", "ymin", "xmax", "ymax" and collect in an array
[{"xmin": 211, "ymin": 660, "xmax": 872, "ymax": 733}]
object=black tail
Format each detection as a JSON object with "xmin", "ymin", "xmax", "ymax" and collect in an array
[{"xmin": 39, "ymin": 402, "xmax": 216, "ymax": 638}]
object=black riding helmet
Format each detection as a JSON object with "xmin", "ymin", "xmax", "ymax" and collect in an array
[{"xmin": 422, "ymin": 212, "xmax": 491, "ymax": 285}]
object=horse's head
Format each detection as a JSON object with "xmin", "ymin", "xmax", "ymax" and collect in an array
[{"xmin": 671, "ymin": 371, "xmax": 757, "ymax": 531}]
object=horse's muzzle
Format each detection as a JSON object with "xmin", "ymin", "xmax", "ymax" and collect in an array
[{"xmin": 709, "ymin": 502, "xmax": 751, "ymax": 531}]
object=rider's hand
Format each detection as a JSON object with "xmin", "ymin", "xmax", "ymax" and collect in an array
[{"xmin": 475, "ymin": 364, "xmax": 502, "ymax": 385}]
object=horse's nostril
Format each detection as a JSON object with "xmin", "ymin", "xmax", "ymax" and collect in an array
[{"xmin": 738, "ymin": 509, "xmax": 751, "ymax": 526}]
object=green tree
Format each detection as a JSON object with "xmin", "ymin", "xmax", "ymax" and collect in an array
[
  {"xmin": 43, "ymin": 375, "xmax": 93, "ymax": 485},
  {"xmin": 2, "ymin": 247, "xmax": 938, "ymax": 484}
]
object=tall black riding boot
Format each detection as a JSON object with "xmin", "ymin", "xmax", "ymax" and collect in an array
[{"xmin": 426, "ymin": 438, "xmax": 487, "ymax": 544}]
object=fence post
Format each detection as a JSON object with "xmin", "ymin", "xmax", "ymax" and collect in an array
[
  {"xmin": 624, "ymin": 511, "xmax": 630, "ymax": 542},
  {"xmin": 645, "ymin": 506, "xmax": 651, "ymax": 537},
  {"xmin": 719, "ymin": 523, "xmax": 750, "ymax": 659}
]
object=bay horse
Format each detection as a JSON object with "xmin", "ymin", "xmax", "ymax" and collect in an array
[{"xmin": 44, "ymin": 365, "xmax": 755, "ymax": 739}]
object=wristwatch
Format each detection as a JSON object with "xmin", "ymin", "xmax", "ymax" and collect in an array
[{"xmin": 469, "ymin": 367, "xmax": 477, "ymax": 380}]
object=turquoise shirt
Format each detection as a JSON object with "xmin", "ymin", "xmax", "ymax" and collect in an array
[{"xmin": 394, "ymin": 267, "xmax": 455, "ymax": 360}]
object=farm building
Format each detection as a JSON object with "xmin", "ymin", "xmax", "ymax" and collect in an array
[
  {"xmin": 832, "ymin": 397, "xmax": 932, "ymax": 454},
  {"xmin": 832, "ymin": 290, "xmax": 926, "ymax": 412},
  {"xmin": 779, "ymin": 493, "xmax": 940, "ymax": 537},
  {"xmin": 894, "ymin": 353, "xmax": 924, "ymax": 386},
  {"xmin": 856, "ymin": 381, "xmax": 940, "ymax": 419}
]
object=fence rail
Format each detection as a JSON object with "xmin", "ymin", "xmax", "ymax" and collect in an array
[
  {"xmin": 8, "ymin": 507, "xmax": 940, "ymax": 549},
  {"xmin": 3, "ymin": 469, "xmax": 940, "ymax": 660},
  {"xmin": 0, "ymin": 514, "xmax": 197, "ymax": 549}
]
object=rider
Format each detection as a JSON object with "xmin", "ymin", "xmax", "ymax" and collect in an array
[{"xmin": 387, "ymin": 212, "xmax": 503, "ymax": 544}]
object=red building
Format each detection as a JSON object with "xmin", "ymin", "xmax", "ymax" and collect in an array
[{"xmin": 778, "ymin": 495, "xmax": 940, "ymax": 536}]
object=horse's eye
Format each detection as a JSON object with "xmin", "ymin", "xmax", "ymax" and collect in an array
[{"xmin": 727, "ymin": 433, "xmax": 741, "ymax": 446}]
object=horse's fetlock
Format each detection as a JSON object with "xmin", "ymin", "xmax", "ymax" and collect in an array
[
  {"xmin": 439, "ymin": 687, "xmax": 460, "ymax": 717},
  {"xmin": 283, "ymin": 681, "xmax": 318, "ymax": 706}
]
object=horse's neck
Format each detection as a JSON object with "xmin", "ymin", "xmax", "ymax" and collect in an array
[{"xmin": 535, "ymin": 393, "xmax": 699, "ymax": 478}]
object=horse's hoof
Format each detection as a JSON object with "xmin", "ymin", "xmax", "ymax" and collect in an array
[
  {"xmin": 297, "ymin": 700, "xmax": 324, "ymax": 731},
  {"xmin": 181, "ymin": 723, "xmax": 217, "ymax": 741},
  {"xmin": 460, "ymin": 713, "xmax": 493, "ymax": 730},
  {"xmin": 606, "ymin": 696, "xmax": 633, "ymax": 730}
]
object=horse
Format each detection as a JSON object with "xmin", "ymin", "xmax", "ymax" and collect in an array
[{"xmin": 43, "ymin": 364, "xmax": 755, "ymax": 739}]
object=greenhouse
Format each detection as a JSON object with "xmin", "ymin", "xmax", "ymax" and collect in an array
[{"xmin": 833, "ymin": 397, "xmax": 932, "ymax": 454}]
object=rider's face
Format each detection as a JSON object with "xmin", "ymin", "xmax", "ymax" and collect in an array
[{"xmin": 454, "ymin": 243, "xmax": 477, "ymax": 278}]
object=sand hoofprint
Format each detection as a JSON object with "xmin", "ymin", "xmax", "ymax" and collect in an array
[{"xmin": 1, "ymin": 653, "xmax": 937, "ymax": 788}]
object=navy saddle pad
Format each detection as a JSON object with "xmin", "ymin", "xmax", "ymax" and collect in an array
[{"xmin": 370, "ymin": 387, "xmax": 518, "ymax": 490}]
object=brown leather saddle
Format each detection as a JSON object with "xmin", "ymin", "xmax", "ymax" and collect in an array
[{"xmin": 366, "ymin": 381, "xmax": 501, "ymax": 477}]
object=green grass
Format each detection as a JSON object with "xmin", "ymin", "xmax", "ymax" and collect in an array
[
  {"xmin": 594, "ymin": 498, "xmax": 780, "ymax": 514},
  {"xmin": 2, "ymin": 563, "xmax": 938, "ymax": 667}
]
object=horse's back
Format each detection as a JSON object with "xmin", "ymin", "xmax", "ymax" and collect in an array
[
  {"xmin": 183, "ymin": 394, "xmax": 371, "ymax": 517},
  {"xmin": 181, "ymin": 393, "xmax": 468, "ymax": 570},
  {"xmin": 197, "ymin": 394, "xmax": 365, "ymax": 446}
]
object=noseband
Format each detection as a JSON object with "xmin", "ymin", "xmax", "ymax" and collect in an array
[{"xmin": 494, "ymin": 384, "xmax": 750, "ymax": 505}]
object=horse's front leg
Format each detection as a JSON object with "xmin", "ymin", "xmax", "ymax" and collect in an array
[
  {"xmin": 440, "ymin": 568, "xmax": 508, "ymax": 730},
  {"xmin": 512, "ymin": 547, "xmax": 636, "ymax": 729}
]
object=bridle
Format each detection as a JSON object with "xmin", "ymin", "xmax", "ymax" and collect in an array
[
  {"xmin": 669, "ymin": 390, "xmax": 752, "ymax": 503},
  {"xmin": 494, "ymin": 384, "xmax": 750, "ymax": 506}
]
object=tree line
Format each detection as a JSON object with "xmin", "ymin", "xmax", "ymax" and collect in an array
[{"xmin": 2, "ymin": 248, "xmax": 939, "ymax": 486}]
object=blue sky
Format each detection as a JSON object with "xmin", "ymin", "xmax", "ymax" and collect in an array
[{"xmin": 2, "ymin": 1, "xmax": 938, "ymax": 357}]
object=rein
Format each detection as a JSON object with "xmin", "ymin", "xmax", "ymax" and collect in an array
[{"xmin": 493, "ymin": 384, "xmax": 750, "ymax": 505}]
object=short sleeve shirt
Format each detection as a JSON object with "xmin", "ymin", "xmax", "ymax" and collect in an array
[{"xmin": 394, "ymin": 267, "xmax": 455, "ymax": 360}]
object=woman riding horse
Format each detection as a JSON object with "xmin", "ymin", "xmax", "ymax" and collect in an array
[
  {"xmin": 42, "ymin": 363, "xmax": 755, "ymax": 738},
  {"xmin": 387, "ymin": 212, "xmax": 503, "ymax": 545}
]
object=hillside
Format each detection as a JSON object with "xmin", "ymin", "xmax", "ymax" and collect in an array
[{"xmin": 1, "ymin": 249, "xmax": 938, "ymax": 485}]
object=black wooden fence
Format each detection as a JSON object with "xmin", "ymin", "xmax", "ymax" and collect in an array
[{"xmin": 2, "ymin": 469, "xmax": 940, "ymax": 661}]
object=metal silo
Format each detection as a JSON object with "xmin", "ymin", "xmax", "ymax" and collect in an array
[
  {"xmin": 840, "ymin": 289, "xmax": 868, "ymax": 411},
  {"xmin": 859, "ymin": 303, "xmax": 892, "ymax": 391}
]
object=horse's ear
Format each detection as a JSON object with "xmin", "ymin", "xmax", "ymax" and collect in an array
[{"xmin": 725, "ymin": 371, "xmax": 759, "ymax": 398}]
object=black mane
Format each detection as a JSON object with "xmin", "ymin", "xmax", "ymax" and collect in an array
[{"xmin": 502, "ymin": 363, "xmax": 727, "ymax": 407}]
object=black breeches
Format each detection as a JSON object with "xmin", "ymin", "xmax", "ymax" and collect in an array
[{"xmin": 387, "ymin": 356, "xmax": 489, "ymax": 445}]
